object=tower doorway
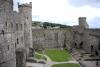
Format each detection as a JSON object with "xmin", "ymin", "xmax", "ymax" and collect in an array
[{"xmin": 16, "ymin": 50, "xmax": 25, "ymax": 67}]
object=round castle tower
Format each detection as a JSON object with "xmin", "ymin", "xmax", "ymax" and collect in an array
[{"xmin": 18, "ymin": 2, "xmax": 34, "ymax": 57}]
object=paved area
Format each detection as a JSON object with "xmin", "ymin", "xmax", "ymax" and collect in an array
[
  {"xmin": 27, "ymin": 61, "xmax": 78, "ymax": 67},
  {"xmin": 82, "ymin": 61, "xmax": 100, "ymax": 67},
  {"xmin": 71, "ymin": 48, "xmax": 100, "ymax": 67},
  {"xmin": 35, "ymin": 52, "xmax": 52, "ymax": 62},
  {"xmin": 26, "ymin": 62, "xmax": 45, "ymax": 67}
]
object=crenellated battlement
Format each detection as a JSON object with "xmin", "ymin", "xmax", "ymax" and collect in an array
[
  {"xmin": 78, "ymin": 17, "xmax": 89, "ymax": 29},
  {"xmin": 0, "ymin": 0, "xmax": 13, "ymax": 10}
]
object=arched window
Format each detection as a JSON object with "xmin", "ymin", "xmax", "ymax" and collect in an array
[
  {"xmin": 24, "ymin": 23, "xmax": 27, "ymax": 28},
  {"xmin": 79, "ymin": 42, "xmax": 83, "ymax": 48},
  {"xmin": 17, "ymin": 38, "xmax": 19, "ymax": 44},
  {"xmin": 16, "ymin": 24, "xmax": 18, "ymax": 30},
  {"xmin": 1, "ymin": 30, "xmax": 5, "ymax": 36},
  {"xmin": 95, "ymin": 51, "xmax": 98, "ymax": 56},
  {"xmin": 91, "ymin": 45, "xmax": 94, "ymax": 52},
  {"xmin": 20, "ymin": 24, "xmax": 23, "ymax": 30},
  {"xmin": 8, "ymin": 45, "xmax": 9, "ymax": 50},
  {"xmin": 5, "ymin": 21, "xmax": 7, "ymax": 26}
]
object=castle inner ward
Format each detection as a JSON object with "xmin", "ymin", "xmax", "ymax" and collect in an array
[{"xmin": 0, "ymin": 0, "xmax": 100, "ymax": 67}]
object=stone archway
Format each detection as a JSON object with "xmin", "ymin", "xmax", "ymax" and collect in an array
[
  {"xmin": 28, "ymin": 48, "xmax": 34, "ymax": 57},
  {"xmin": 74, "ymin": 43, "xmax": 77, "ymax": 48},
  {"xmin": 16, "ymin": 51, "xmax": 24, "ymax": 67},
  {"xmin": 95, "ymin": 51, "xmax": 99, "ymax": 56},
  {"xmin": 16, "ymin": 49, "xmax": 26, "ymax": 67},
  {"xmin": 79, "ymin": 42, "xmax": 83, "ymax": 48}
]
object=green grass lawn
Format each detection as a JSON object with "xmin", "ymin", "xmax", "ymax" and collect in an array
[
  {"xmin": 52, "ymin": 63, "xmax": 80, "ymax": 67},
  {"xmin": 45, "ymin": 49, "xmax": 71, "ymax": 62}
]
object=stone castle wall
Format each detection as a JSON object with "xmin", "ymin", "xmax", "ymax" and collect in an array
[
  {"xmin": 18, "ymin": 2, "xmax": 33, "ymax": 58},
  {"xmin": 32, "ymin": 28, "xmax": 73, "ymax": 50},
  {"xmin": 0, "ymin": 0, "xmax": 33, "ymax": 67},
  {"xmin": 0, "ymin": 0, "xmax": 16, "ymax": 67},
  {"xmin": 0, "ymin": 0, "xmax": 100, "ymax": 67}
]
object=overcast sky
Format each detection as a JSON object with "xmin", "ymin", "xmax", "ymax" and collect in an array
[{"xmin": 13, "ymin": 0, "xmax": 100, "ymax": 28}]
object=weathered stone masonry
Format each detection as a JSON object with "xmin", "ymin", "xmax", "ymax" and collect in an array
[
  {"xmin": 0, "ymin": 0, "xmax": 33, "ymax": 67},
  {"xmin": 0, "ymin": 0, "xmax": 100, "ymax": 67},
  {"xmin": 32, "ymin": 28, "xmax": 73, "ymax": 50}
]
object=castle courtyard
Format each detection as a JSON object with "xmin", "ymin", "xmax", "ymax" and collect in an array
[{"xmin": 0, "ymin": 0, "xmax": 100, "ymax": 67}]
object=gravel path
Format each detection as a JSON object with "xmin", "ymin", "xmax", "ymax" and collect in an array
[{"xmin": 35, "ymin": 52, "xmax": 52, "ymax": 62}]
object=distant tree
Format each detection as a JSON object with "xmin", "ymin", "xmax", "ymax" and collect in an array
[{"xmin": 32, "ymin": 21, "xmax": 69, "ymax": 28}]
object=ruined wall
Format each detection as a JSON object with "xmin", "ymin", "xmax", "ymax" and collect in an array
[
  {"xmin": 64, "ymin": 28, "xmax": 74, "ymax": 50},
  {"xmin": 82, "ymin": 31, "xmax": 98, "ymax": 53},
  {"xmin": 72, "ymin": 17, "xmax": 100, "ymax": 57},
  {"xmin": 32, "ymin": 28, "xmax": 73, "ymax": 50},
  {"xmin": 84, "ymin": 29, "xmax": 100, "ymax": 56}
]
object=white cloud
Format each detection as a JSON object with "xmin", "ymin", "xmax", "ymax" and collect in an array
[
  {"xmin": 14, "ymin": 0, "xmax": 100, "ymax": 27},
  {"xmin": 68, "ymin": 0, "xmax": 100, "ymax": 8}
]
